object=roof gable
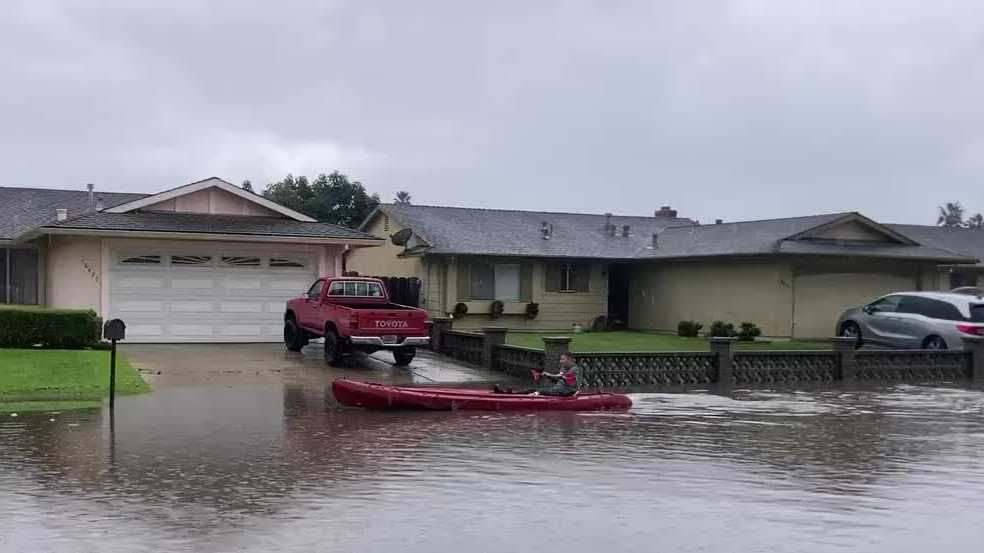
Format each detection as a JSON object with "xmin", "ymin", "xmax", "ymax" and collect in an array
[
  {"xmin": 783, "ymin": 213, "xmax": 917, "ymax": 245},
  {"xmin": 104, "ymin": 177, "xmax": 316, "ymax": 222}
]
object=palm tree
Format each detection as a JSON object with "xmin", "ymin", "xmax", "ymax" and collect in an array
[
  {"xmin": 967, "ymin": 213, "xmax": 984, "ymax": 229},
  {"xmin": 937, "ymin": 202, "xmax": 966, "ymax": 227},
  {"xmin": 394, "ymin": 191, "xmax": 412, "ymax": 205}
]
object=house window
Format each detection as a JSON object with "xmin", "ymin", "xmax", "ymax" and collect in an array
[
  {"xmin": 270, "ymin": 257, "xmax": 306, "ymax": 268},
  {"xmin": 460, "ymin": 261, "xmax": 530, "ymax": 301},
  {"xmin": 221, "ymin": 256, "xmax": 261, "ymax": 268},
  {"xmin": 171, "ymin": 255, "xmax": 212, "ymax": 266},
  {"xmin": 545, "ymin": 263, "xmax": 590, "ymax": 293},
  {"xmin": 1, "ymin": 248, "xmax": 39, "ymax": 305},
  {"xmin": 470, "ymin": 263, "xmax": 495, "ymax": 300},
  {"xmin": 494, "ymin": 264, "xmax": 521, "ymax": 301},
  {"xmin": 120, "ymin": 255, "xmax": 161, "ymax": 265}
]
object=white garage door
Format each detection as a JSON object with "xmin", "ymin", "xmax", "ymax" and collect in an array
[
  {"xmin": 107, "ymin": 247, "xmax": 317, "ymax": 343},
  {"xmin": 793, "ymin": 272, "xmax": 916, "ymax": 339}
]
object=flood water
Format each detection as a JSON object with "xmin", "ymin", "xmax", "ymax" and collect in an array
[{"xmin": 3, "ymin": 379, "xmax": 984, "ymax": 552}]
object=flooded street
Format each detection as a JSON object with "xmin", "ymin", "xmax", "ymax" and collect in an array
[{"xmin": 2, "ymin": 348, "xmax": 984, "ymax": 552}]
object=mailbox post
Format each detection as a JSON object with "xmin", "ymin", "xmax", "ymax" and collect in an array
[{"xmin": 103, "ymin": 319, "xmax": 126, "ymax": 412}]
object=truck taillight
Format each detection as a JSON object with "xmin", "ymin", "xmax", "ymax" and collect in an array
[
  {"xmin": 956, "ymin": 324, "xmax": 984, "ymax": 336},
  {"xmin": 349, "ymin": 313, "xmax": 359, "ymax": 330}
]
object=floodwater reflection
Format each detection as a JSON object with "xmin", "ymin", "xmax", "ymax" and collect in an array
[{"xmin": 2, "ymin": 382, "xmax": 984, "ymax": 552}]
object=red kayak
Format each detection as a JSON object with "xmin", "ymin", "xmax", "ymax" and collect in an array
[{"xmin": 331, "ymin": 379, "xmax": 632, "ymax": 411}]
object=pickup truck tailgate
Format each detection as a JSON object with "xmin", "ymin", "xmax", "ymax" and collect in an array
[{"xmin": 358, "ymin": 308, "xmax": 428, "ymax": 333}]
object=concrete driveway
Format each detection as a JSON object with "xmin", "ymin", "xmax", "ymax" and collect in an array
[{"xmin": 122, "ymin": 342, "xmax": 503, "ymax": 389}]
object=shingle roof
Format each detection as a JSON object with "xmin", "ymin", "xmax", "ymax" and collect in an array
[
  {"xmin": 379, "ymin": 205, "xmax": 977, "ymax": 263},
  {"xmin": 643, "ymin": 214, "xmax": 973, "ymax": 262},
  {"xmin": 0, "ymin": 186, "xmax": 146, "ymax": 240},
  {"xmin": 378, "ymin": 204, "xmax": 695, "ymax": 259},
  {"xmin": 888, "ymin": 224, "xmax": 984, "ymax": 265},
  {"xmin": 641, "ymin": 213, "xmax": 847, "ymax": 258},
  {"xmin": 43, "ymin": 211, "xmax": 379, "ymax": 240}
]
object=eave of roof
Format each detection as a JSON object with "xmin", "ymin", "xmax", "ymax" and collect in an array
[{"xmin": 32, "ymin": 211, "xmax": 383, "ymax": 244}]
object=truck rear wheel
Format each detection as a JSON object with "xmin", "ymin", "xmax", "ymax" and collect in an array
[
  {"xmin": 393, "ymin": 348, "xmax": 416, "ymax": 366},
  {"xmin": 324, "ymin": 329, "xmax": 345, "ymax": 365},
  {"xmin": 284, "ymin": 319, "xmax": 308, "ymax": 352}
]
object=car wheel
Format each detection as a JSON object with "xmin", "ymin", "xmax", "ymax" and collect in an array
[
  {"xmin": 284, "ymin": 319, "xmax": 308, "ymax": 352},
  {"xmin": 324, "ymin": 329, "xmax": 345, "ymax": 365},
  {"xmin": 923, "ymin": 335, "xmax": 947, "ymax": 350},
  {"xmin": 393, "ymin": 348, "xmax": 416, "ymax": 366},
  {"xmin": 839, "ymin": 321, "xmax": 863, "ymax": 348}
]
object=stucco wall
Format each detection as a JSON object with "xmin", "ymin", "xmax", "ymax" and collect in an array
[
  {"xmin": 629, "ymin": 257, "xmax": 929, "ymax": 338},
  {"xmin": 346, "ymin": 215, "xmax": 426, "ymax": 278},
  {"xmin": 45, "ymin": 235, "xmax": 103, "ymax": 313},
  {"xmin": 439, "ymin": 258, "xmax": 609, "ymax": 331},
  {"xmin": 628, "ymin": 259, "xmax": 794, "ymax": 337}
]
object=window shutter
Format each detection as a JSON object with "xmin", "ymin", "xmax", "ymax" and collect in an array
[
  {"xmin": 456, "ymin": 261, "xmax": 471, "ymax": 301},
  {"xmin": 545, "ymin": 263, "xmax": 561, "ymax": 292},
  {"xmin": 520, "ymin": 263, "xmax": 533, "ymax": 301},
  {"xmin": 573, "ymin": 264, "xmax": 591, "ymax": 293}
]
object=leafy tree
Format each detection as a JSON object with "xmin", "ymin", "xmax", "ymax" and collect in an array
[
  {"xmin": 394, "ymin": 190, "xmax": 412, "ymax": 204},
  {"xmin": 968, "ymin": 213, "xmax": 984, "ymax": 229},
  {"xmin": 262, "ymin": 171, "xmax": 380, "ymax": 227},
  {"xmin": 241, "ymin": 179, "xmax": 253, "ymax": 192},
  {"xmin": 937, "ymin": 202, "xmax": 966, "ymax": 227}
]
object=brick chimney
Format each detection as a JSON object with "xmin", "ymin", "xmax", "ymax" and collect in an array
[{"xmin": 654, "ymin": 206, "xmax": 677, "ymax": 218}]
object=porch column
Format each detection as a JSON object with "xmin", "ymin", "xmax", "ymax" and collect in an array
[
  {"xmin": 962, "ymin": 336, "xmax": 984, "ymax": 383},
  {"xmin": 482, "ymin": 327, "xmax": 508, "ymax": 369},
  {"xmin": 709, "ymin": 337, "xmax": 736, "ymax": 385},
  {"xmin": 542, "ymin": 336, "xmax": 572, "ymax": 372},
  {"xmin": 430, "ymin": 316, "xmax": 452, "ymax": 353},
  {"xmin": 831, "ymin": 337, "xmax": 858, "ymax": 381}
]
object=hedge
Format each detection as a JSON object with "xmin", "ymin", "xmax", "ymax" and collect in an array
[{"xmin": 0, "ymin": 305, "xmax": 102, "ymax": 349}]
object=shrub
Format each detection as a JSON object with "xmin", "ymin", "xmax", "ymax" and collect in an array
[
  {"xmin": 489, "ymin": 300, "xmax": 505, "ymax": 319},
  {"xmin": 0, "ymin": 306, "xmax": 102, "ymax": 349},
  {"xmin": 737, "ymin": 322, "xmax": 762, "ymax": 342},
  {"xmin": 708, "ymin": 320, "xmax": 737, "ymax": 338},
  {"xmin": 453, "ymin": 302, "xmax": 468, "ymax": 318},
  {"xmin": 677, "ymin": 320, "xmax": 703, "ymax": 337},
  {"xmin": 524, "ymin": 302, "xmax": 540, "ymax": 319},
  {"xmin": 590, "ymin": 315, "xmax": 608, "ymax": 332}
]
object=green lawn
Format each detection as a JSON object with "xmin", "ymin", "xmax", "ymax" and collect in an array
[
  {"xmin": 505, "ymin": 331, "xmax": 829, "ymax": 352},
  {"xmin": 0, "ymin": 349, "xmax": 149, "ymax": 412}
]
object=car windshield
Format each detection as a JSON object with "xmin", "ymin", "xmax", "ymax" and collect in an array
[{"xmin": 971, "ymin": 305, "xmax": 984, "ymax": 322}]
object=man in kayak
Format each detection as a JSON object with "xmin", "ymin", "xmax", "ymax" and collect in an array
[
  {"xmin": 535, "ymin": 353, "xmax": 580, "ymax": 396},
  {"xmin": 492, "ymin": 353, "xmax": 581, "ymax": 396}
]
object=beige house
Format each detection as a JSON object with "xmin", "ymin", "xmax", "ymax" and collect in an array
[
  {"xmin": 349, "ymin": 204, "xmax": 979, "ymax": 338},
  {"xmin": 0, "ymin": 177, "xmax": 381, "ymax": 342}
]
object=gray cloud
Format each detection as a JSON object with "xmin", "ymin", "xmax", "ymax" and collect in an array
[{"xmin": 2, "ymin": 0, "xmax": 983, "ymax": 225}]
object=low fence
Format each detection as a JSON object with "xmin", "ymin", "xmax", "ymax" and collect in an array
[
  {"xmin": 495, "ymin": 344, "xmax": 545, "ymax": 379},
  {"xmin": 427, "ymin": 318, "xmax": 984, "ymax": 389},
  {"xmin": 440, "ymin": 330, "xmax": 484, "ymax": 366},
  {"xmin": 574, "ymin": 352, "xmax": 717, "ymax": 387}
]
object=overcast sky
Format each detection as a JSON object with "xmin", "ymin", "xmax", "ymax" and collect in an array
[{"xmin": 2, "ymin": 1, "xmax": 983, "ymax": 225}]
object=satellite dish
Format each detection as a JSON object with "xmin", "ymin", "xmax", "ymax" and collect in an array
[{"xmin": 390, "ymin": 228, "xmax": 413, "ymax": 246}]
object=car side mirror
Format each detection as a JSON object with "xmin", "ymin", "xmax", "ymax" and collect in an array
[{"xmin": 863, "ymin": 306, "xmax": 876, "ymax": 315}]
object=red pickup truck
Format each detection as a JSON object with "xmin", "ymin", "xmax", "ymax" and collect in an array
[{"xmin": 284, "ymin": 277, "xmax": 430, "ymax": 365}]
